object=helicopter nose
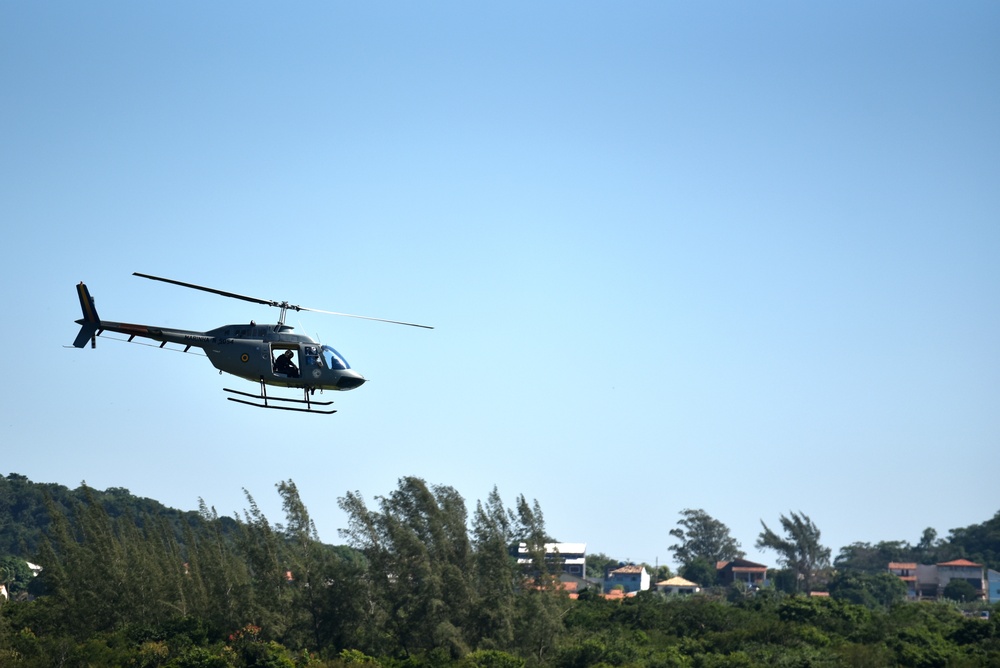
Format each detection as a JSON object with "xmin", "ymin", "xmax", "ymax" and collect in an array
[{"xmin": 337, "ymin": 372, "xmax": 366, "ymax": 390}]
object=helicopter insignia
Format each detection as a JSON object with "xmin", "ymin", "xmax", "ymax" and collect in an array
[{"xmin": 71, "ymin": 273, "xmax": 432, "ymax": 414}]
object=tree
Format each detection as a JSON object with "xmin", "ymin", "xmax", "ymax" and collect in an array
[
  {"xmin": 497, "ymin": 492, "xmax": 566, "ymax": 663},
  {"xmin": 470, "ymin": 487, "xmax": 519, "ymax": 651},
  {"xmin": 338, "ymin": 477, "xmax": 475, "ymax": 658},
  {"xmin": 276, "ymin": 479, "xmax": 331, "ymax": 650},
  {"xmin": 834, "ymin": 540, "xmax": 913, "ymax": 574},
  {"xmin": 942, "ymin": 579, "xmax": 977, "ymax": 602},
  {"xmin": 237, "ymin": 488, "xmax": 293, "ymax": 637},
  {"xmin": 0, "ymin": 556, "xmax": 34, "ymax": 597},
  {"xmin": 756, "ymin": 511, "xmax": 831, "ymax": 594},
  {"xmin": 678, "ymin": 558, "xmax": 717, "ymax": 588},
  {"xmin": 945, "ymin": 510, "xmax": 1000, "ymax": 569},
  {"xmin": 586, "ymin": 552, "xmax": 623, "ymax": 580},
  {"xmin": 650, "ymin": 564, "xmax": 673, "ymax": 583},
  {"xmin": 917, "ymin": 527, "xmax": 939, "ymax": 552},
  {"xmin": 827, "ymin": 570, "xmax": 907, "ymax": 608},
  {"xmin": 668, "ymin": 509, "xmax": 744, "ymax": 568}
]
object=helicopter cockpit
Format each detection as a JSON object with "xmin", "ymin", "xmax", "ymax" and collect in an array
[
  {"xmin": 300, "ymin": 344, "xmax": 351, "ymax": 371},
  {"xmin": 321, "ymin": 345, "xmax": 350, "ymax": 370}
]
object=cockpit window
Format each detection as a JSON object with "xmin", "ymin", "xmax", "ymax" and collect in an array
[{"xmin": 322, "ymin": 345, "xmax": 350, "ymax": 370}]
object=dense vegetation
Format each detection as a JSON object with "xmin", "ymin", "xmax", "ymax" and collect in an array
[{"xmin": 0, "ymin": 473, "xmax": 998, "ymax": 667}]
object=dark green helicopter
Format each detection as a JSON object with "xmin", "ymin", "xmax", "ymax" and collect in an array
[{"xmin": 72, "ymin": 273, "xmax": 432, "ymax": 414}]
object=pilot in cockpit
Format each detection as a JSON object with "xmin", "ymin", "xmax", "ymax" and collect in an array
[{"xmin": 274, "ymin": 350, "xmax": 299, "ymax": 377}]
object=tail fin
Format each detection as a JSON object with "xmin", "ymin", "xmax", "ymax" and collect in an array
[{"xmin": 73, "ymin": 282, "xmax": 101, "ymax": 348}]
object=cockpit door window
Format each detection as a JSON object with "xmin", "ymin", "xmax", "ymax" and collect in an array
[{"xmin": 322, "ymin": 345, "xmax": 350, "ymax": 370}]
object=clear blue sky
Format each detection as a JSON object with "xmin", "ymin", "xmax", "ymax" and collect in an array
[{"xmin": 2, "ymin": 1, "xmax": 998, "ymax": 570}]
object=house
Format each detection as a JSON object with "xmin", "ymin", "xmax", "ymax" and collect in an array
[
  {"xmin": 916, "ymin": 564, "xmax": 940, "ymax": 599},
  {"xmin": 717, "ymin": 558, "xmax": 768, "ymax": 587},
  {"xmin": 0, "ymin": 584, "xmax": 7, "ymax": 602},
  {"xmin": 888, "ymin": 562, "xmax": 918, "ymax": 599},
  {"xmin": 889, "ymin": 559, "xmax": 988, "ymax": 601},
  {"xmin": 604, "ymin": 564, "xmax": 650, "ymax": 593},
  {"xmin": 937, "ymin": 559, "xmax": 986, "ymax": 600},
  {"xmin": 988, "ymin": 570, "xmax": 1000, "ymax": 605},
  {"xmin": 513, "ymin": 542, "xmax": 587, "ymax": 577},
  {"xmin": 655, "ymin": 576, "xmax": 700, "ymax": 595}
]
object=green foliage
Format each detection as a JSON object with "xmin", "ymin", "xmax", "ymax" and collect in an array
[
  {"xmin": 470, "ymin": 488, "xmax": 519, "ymax": 651},
  {"xmin": 0, "ymin": 556, "xmax": 34, "ymax": 596},
  {"xmin": 829, "ymin": 518, "xmax": 1000, "ymax": 574},
  {"xmin": 677, "ymin": 558, "xmax": 716, "ymax": 588},
  {"xmin": 169, "ymin": 645, "xmax": 232, "ymax": 668},
  {"xmin": 945, "ymin": 510, "xmax": 1000, "ymax": 569},
  {"xmin": 0, "ymin": 473, "xmax": 238, "ymax": 558},
  {"xmin": 756, "ymin": 512, "xmax": 831, "ymax": 594},
  {"xmin": 667, "ymin": 509, "xmax": 744, "ymax": 568},
  {"xmin": 339, "ymin": 648, "xmax": 381, "ymax": 664},
  {"xmin": 584, "ymin": 553, "xmax": 623, "ymax": 580},
  {"xmin": 767, "ymin": 568, "xmax": 799, "ymax": 595},
  {"xmin": 338, "ymin": 477, "xmax": 476, "ymax": 658},
  {"xmin": 459, "ymin": 649, "xmax": 525, "ymax": 668},
  {"xmin": 834, "ymin": 540, "xmax": 914, "ymax": 573},
  {"xmin": 1, "ymin": 474, "xmax": 999, "ymax": 667},
  {"xmin": 942, "ymin": 579, "xmax": 978, "ymax": 602},
  {"xmin": 228, "ymin": 623, "xmax": 296, "ymax": 667},
  {"xmin": 827, "ymin": 570, "xmax": 907, "ymax": 608}
]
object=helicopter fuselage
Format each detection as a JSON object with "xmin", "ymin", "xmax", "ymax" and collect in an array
[{"xmin": 86, "ymin": 317, "xmax": 366, "ymax": 391}]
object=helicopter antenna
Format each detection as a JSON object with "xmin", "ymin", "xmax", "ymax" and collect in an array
[{"xmin": 133, "ymin": 272, "xmax": 433, "ymax": 329}]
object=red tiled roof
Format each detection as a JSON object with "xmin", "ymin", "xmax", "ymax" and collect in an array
[
  {"xmin": 937, "ymin": 558, "xmax": 982, "ymax": 568},
  {"xmin": 600, "ymin": 589, "xmax": 640, "ymax": 600},
  {"xmin": 888, "ymin": 562, "xmax": 917, "ymax": 569}
]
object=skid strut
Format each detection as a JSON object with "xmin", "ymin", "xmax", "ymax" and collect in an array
[{"xmin": 224, "ymin": 379, "xmax": 336, "ymax": 414}]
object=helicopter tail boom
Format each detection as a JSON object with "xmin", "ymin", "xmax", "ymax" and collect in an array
[{"xmin": 73, "ymin": 282, "xmax": 101, "ymax": 348}]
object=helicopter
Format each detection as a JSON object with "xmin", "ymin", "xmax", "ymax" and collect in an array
[{"xmin": 71, "ymin": 272, "xmax": 432, "ymax": 414}]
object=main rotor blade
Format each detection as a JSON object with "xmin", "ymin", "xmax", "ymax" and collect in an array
[
  {"xmin": 302, "ymin": 307, "xmax": 434, "ymax": 329},
  {"xmin": 134, "ymin": 272, "xmax": 433, "ymax": 329},
  {"xmin": 133, "ymin": 272, "xmax": 279, "ymax": 307}
]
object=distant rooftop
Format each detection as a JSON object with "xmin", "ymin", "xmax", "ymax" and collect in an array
[
  {"xmin": 610, "ymin": 564, "xmax": 646, "ymax": 574},
  {"xmin": 657, "ymin": 576, "xmax": 699, "ymax": 588},
  {"xmin": 938, "ymin": 558, "xmax": 983, "ymax": 568}
]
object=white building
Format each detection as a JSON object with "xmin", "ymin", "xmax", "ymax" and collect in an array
[
  {"xmin": 655, "ymin": 576, "xmax": 700, "ymax": 595},
  {"xmin": 513, "ymin": 542, "xmax": 587, "ymax": 577}
]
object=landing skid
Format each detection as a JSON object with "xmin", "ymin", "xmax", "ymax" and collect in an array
[{"xmin": 224, "ymin": 380, "xmax": 336, "ymax": 414}]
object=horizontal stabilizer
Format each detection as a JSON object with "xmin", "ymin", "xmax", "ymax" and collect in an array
[{"xmin": 73, "ymin": 321, "xmax": 99, "ymax": 348}]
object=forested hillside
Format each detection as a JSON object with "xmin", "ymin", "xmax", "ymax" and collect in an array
[
  {"xmin": 0, "ymin": 473, "xmax": 241, "ymax": 557},
  {"xmin": 0, "ymin": 473, "xmax": 998, "ymax": 667}
]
